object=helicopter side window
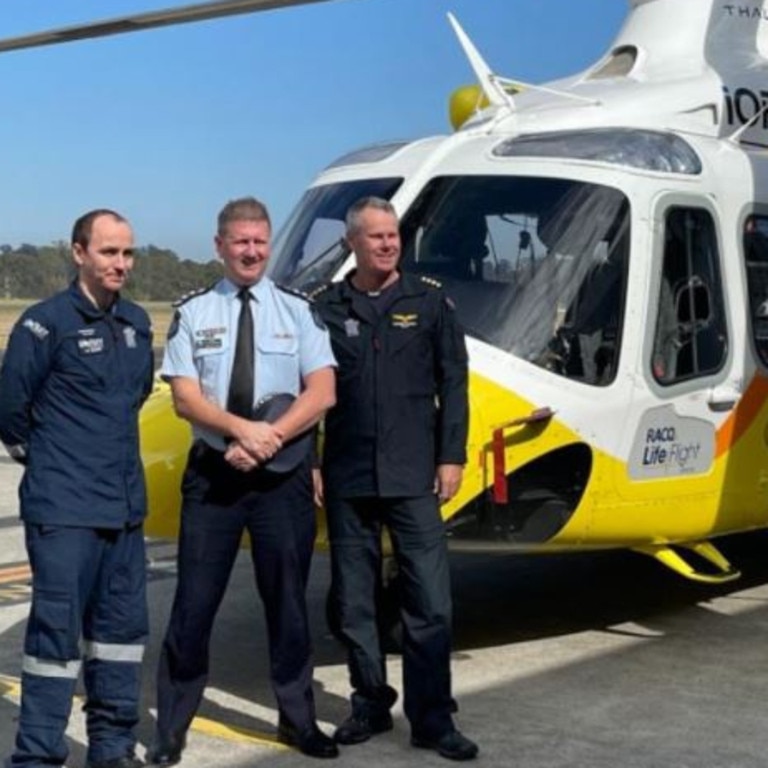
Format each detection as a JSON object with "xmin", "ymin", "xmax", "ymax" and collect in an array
[
  {"xmin": 651, "ymin": 208, "xmax": 727, "ymax": 385},
  {"xmin": 743, "ymin": 214, "xmax": 768, "ymax": 367}
]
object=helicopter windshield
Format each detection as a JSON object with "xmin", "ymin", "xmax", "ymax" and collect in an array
[
  {"xmin": 400, "ymin": 176, "xmax": 630, "ymax": 385},
  {"xmin": 272, "ymin": 174, "xmax": 630, "ymax": 387},
  {"xmin": 269, "ymin": 177, "xmax": 402, "ymax": 293}
]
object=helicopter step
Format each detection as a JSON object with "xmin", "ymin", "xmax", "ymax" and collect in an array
[{"xmin": 634, "ymin": 540, "xmax": 741, "ymax": 584}]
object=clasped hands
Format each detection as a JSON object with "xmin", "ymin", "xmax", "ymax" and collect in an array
[{"xmin": 225, "ymin": 420, "xmax": 284, "ymax": 472}]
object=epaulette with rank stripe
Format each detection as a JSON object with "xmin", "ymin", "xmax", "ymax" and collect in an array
[
  {"xmin": 172, "ymin": 285, "xmax": 213, "ymax": 308},
  {"xmin": 277, "ymin": 284, "xmax": 314, "ymax": 302},
  {"xmin": 419, "ymin": 275, "xmax": 443, "ymax": 289},
  {"xmin": 307, "ymin": 283, "xmax": 333, "ymax": 301}
]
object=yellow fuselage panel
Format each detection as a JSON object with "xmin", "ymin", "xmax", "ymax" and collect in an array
[
  {"xmin": 139, "ymin": 371, "xmax": 768, "ymax": 553},
  {"xmin": 451, "ymin": 371, "xmax": 768, "ymax": 551}
]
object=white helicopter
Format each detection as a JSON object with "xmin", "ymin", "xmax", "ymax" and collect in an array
[
  {"xmin": 257, "ymin": 0, "xmax": 768, "ymax": 585},
  {"xmin": 5, "ymin": 0, "xmax": 768, "ymax": 585}
]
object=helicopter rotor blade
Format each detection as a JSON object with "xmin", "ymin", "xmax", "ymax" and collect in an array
[{"xmin": 0, "ymin": 0, "xmax": 337, "ymax": 54}]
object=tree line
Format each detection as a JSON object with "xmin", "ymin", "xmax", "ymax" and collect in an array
[{"xmin": 0, "ymin": 242, "xmax": 223, "ymax": 302}]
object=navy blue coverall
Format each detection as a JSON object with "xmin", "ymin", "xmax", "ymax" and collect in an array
[
  {"xmin": 313, "ymin": 272, "xmax": 469, "ymax": 740},
  {"xmin": 0, "ymin": 281, "xmax": 154, "ymax": 767}
]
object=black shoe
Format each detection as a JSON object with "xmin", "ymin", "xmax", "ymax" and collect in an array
[
  {"xmin": 411, "ymin": 729, "xmax": 479, "ymax": 761},
  {"xmin": 146, "ymin": 732, "xmax": 186, "ymax": 767},
  {"xmin": 334, "ymin": 711, "xmax": 394, "ymax": 745},
  {"xmin": 277, "ymin": 722, "xmax": 339, "ymax": 759},
  {"xmin": 85, "ymin": 756, "xmax": 144, "ymax": 768}
]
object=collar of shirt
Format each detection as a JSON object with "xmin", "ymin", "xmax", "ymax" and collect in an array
[
  {"xmin": 221, "ymin": 276, "xmax": 274, "ymax": 305},
  {"xmin": 338, "ymin": 270, "xmax": 428, "ymax": 302},
  {"xmin": 67, "ymin": 279, "xmax": 127, "ymax": 323}
]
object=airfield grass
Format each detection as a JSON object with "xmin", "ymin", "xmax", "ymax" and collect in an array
[{"xmin": 0, "ymin": 299, "xmax": 174, "ymax": 350}]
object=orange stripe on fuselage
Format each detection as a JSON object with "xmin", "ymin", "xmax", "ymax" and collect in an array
[{"xmin": 715, "ymin": 373, "xmax": 768, "ymax": 457}]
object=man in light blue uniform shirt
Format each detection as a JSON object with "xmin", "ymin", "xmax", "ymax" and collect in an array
[
  {"xmin": 162, "ymin": 265, "xmax": 333, "ymax": 452},
  {"xmin": 149, "ymin": 197, "xmax": 338, "ymax": 764}
]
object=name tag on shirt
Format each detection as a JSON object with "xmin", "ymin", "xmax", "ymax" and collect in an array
[
  {"xmin": 194, "ymin": 326, "xmax": 227, "ymax": 351},
  {"xmin": 78, "ymin": 337, "xmax": 105, "ymax": 355}
]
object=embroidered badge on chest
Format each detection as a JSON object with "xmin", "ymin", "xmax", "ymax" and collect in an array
[
  {"xmin": 78, "ymin": 337, "xmax": 105, "ymax": 355},
  {"xmin": 391, "ymin": 313, "xmax": 418, "ymax": 329},
  {"xmin": 123, "ymin": 327, "xmax": 137, "ymax": 348},
  {"xmin": 344, "ymin": 318, "xmax": 360, "ymax": 337}
]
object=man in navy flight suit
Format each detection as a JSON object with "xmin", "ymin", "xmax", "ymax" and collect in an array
[
  {"xmin": 0, "ymin": 210, "xmax": 154, "ymax": 768},
  {"xmin": 313, "ymin": 197, "xmax": 479, "ymax": 761},
  {"xmin": 148, "ymin": 197, "xmax": 338, "ymax": 764}
]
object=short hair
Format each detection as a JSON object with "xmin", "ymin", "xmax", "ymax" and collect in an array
[
  {"xmin": 217, "ymin": 197, "xmax": 271, "ymax": 236},
  {"xmin": 71, "ymin": 209, "xmax": 128, "ymax": 248},
  {"xmin": 345, "ymin": 197, "xmax": 397, "ymax": 236}
]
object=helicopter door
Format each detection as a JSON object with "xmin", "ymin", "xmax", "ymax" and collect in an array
[{"xmin": 628, "ymin": 205, "xmax": 729, "ymax": 483}]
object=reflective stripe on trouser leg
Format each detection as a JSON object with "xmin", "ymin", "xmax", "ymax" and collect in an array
[
  {"xmin": 11, "ymin": 657, "xmax": 81, "ymax": 768},
  {"xmin": 83, "ymin": 647, "xmax": 145, "ymax": 763},
  {"xmin": 12, "ymin": 524, "xmax": 85, "ymax": 768},
  {"xmin": 82, "ymin": 524, "xmax": 148, "ymax": 764}
]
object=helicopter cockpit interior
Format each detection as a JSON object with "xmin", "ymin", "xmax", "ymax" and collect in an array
[{"xmin": 398, "ymin": 175, "xmax": 631, "ymax": 387}]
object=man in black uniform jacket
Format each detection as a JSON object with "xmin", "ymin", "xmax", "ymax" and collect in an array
[{"xmin": 313, "ymin": 197, "xmax": 478, "ymax": 761}]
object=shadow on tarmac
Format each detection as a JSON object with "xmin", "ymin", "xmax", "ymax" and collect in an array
[
  {"xmin": 3, "ymin": 531, "xmax": 768, "ymax": 766},
  {"xmin": 448, "ymin": 529, "xmax": 768, "ymax": 648}
]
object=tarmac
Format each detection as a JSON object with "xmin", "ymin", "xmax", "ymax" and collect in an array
[{"xmin": 1, "ymin": 447, "xmax": 768, "ymax": 767}]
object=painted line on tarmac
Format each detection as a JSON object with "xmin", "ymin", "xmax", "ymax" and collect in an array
[
  {"xmin": 190, "ymin": 715, "xmax": 289, "ymax": 752},
  {"xmin": 0, "ymin": 674, "xmax": 289, "ymax": 753},
  {"xmin": 0, "ymin": 673, "xmax": 21, "ymax": 700},
  {"xmin": 1, "ymin": 674, "xmax": 87, "ymax": 710},
  {"xmin": 0, "ymin": 563, "xmax": 31, "ymax": 603},
  {"xmin": 0, "ymin": 564, "xmax": 30, "ymax": 584}
]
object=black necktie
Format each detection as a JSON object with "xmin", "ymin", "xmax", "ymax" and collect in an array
[{"xmin": 227, "ymin": 287, "xmax": 255, "ymax": 418}]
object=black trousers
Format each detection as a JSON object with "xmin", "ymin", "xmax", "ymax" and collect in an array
[
  {"xmin": 326, "ymin": 494, "xmax": 455, "ymax": 739},
  {"xmin": 156, "ymin": 443, "xmax": 318, "ymax": 738}
]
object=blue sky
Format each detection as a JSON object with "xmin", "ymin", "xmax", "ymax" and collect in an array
[{"xmin": 0, "ymin": 0, "xmax": 628, "ymax": 261}]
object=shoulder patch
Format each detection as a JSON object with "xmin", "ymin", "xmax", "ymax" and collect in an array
[
  {"xmin": 21, "ymin": 317, "xmax": 50, "ymax": 340},
  {"xmin": 276, "ymin": 284, "xmax": 311, "ymax": 303},
  {"xmin": 419, "ymin": 275, "xmax": 443, "ymax": 290},
  {"xmin": 166, "ymin": 310, "xmax": 181, "ymax": 341},
  {"xmin": 172, "ymin": 285, "xmax": 213, "ymax": 308},
  {"xmin": 309, "ymin": 304, "xmax": 327, "ymax": 331}
]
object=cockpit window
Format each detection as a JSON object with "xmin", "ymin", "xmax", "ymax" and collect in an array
[
  {"xmin": 269, "ymin": 177, "xmax": 402, "ymax": 293},
  {"xmin": 399, "ymin": 175, "xmax": 630, "ymax": 386}
]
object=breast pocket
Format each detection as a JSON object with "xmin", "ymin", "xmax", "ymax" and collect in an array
[
  {"xmin": 390, "ymin": 328, "xmax": 434, "ymax": 394},
  {"xmin": 59, "ymin": 334, "xmax": 109, "ymax": 390},
  {"xmin": 193, "ymin": 340, "xmax": 229, "ymax": 395},
  {"xmin": 258, "ymin": 336, "xmax": 299, "ymax": 394}
]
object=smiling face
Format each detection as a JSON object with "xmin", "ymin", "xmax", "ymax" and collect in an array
[
  {"xmin": 72, "ymin": 213, "xmax": 135, "ymax": 308},
  {"xmin": 215, "ymin": 218, "xmax": 271, "ymax": 287},
  {"xmin": 347, "ymin": 206, "xmax": 401, "ymax": 286}
]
